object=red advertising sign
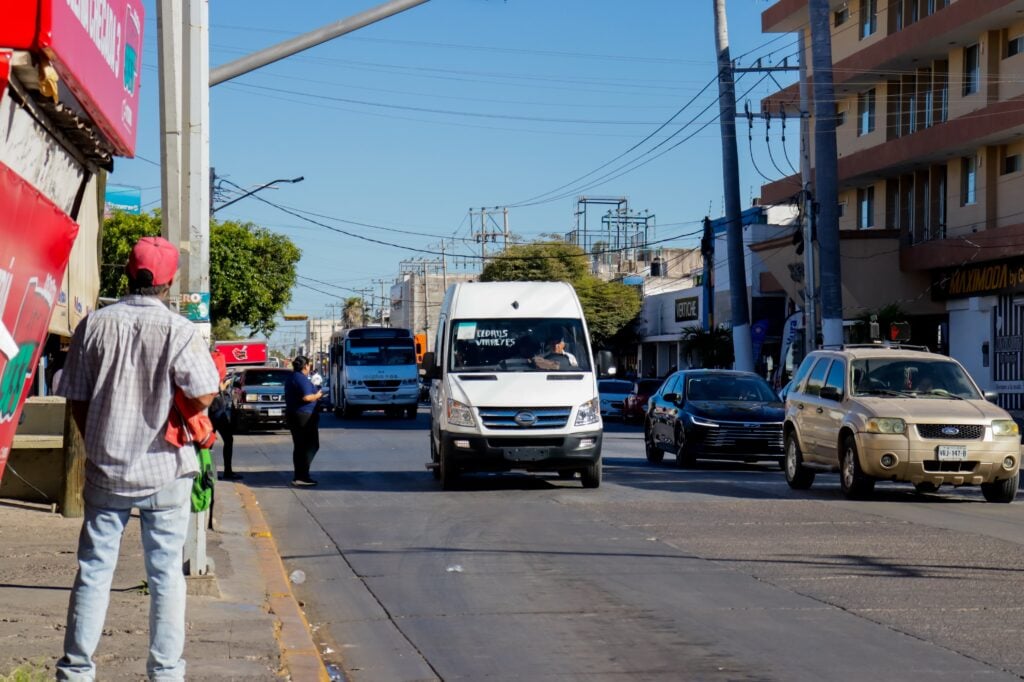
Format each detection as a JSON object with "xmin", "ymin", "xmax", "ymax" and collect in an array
[
  {"xmin": 33, "ymin": 0, "xmax": 145, "ymax": 157},
  {"xmin": 0, "ymin": 163, "xmax": 79, "ymax": 479},
  {"xmin": 215, "ymin": 342, "xmax": 269, "ymax": 366}
]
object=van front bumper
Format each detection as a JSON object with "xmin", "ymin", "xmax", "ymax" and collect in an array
[{"xmin": 442, "ymin": 431, "xmax": 602, "ymax": 473}]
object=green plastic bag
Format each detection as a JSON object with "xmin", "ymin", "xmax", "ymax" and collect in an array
[{"xmin": 191, "ymin": 446, "xmax": 215, "ymax": 513}]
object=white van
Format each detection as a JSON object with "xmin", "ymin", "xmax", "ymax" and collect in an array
[{"xmin": 422, "ymin": 281, "xmax": 613, "ymax": 489}]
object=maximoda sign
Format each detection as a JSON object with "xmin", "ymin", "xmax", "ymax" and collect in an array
[
  {"xmin": 0, "ymin": 0, "xmax": 145, "ymax": 157},
  {"xmin": 0, "ymin": 163, "xmax": 79, "ymax": 479},
  {"xmin": 932, "ymin": 256, "xmax": 1024, "ymax": 301}
]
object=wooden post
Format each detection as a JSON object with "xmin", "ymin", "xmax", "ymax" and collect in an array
[{"xmin": 59, "ymin": 399, "xmax": 85, "ymax": 517}]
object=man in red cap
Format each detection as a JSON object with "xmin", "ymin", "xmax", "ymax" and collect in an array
[{"xmin": 56, "ymin": 236, "xmax": 220, "ymax": 681}]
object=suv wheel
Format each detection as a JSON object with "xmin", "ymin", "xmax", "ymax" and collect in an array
[
  {"xmin": 840, "ymin": 435, "xmax": 875, "ymax": 500},
  {"xmin": 981, "ymin": 475, "xmax": 1019, "ymax": 503},
  {"xmin": 644, "ymin": 421, "xmax": 664, "ymax": 465},
  {"xmin": 784, "ymin": 432, "xmax": 814, "ymax": 490}
]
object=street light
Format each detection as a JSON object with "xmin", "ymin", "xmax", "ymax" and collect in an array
[{"xmin": 212, "ymin": 176, "xmax": 304, "ymax": 213}]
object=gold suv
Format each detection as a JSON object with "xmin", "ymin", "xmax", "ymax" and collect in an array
[{"xmin": 783, "ymin": 346, "xmax": 1020, "ymax": 502}]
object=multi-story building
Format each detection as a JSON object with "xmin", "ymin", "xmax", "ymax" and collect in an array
[
  {"xmin": 389, "ymin": 269, "xmax": 477, "ymax": 338},
  {"xmin": 758, "ymin": 0, "xmax": 1024, "ymax": 405}
]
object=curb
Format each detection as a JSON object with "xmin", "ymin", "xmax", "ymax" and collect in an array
[{"xmin": 235, "ymin": 484, "xmax": 331, "ymax": 682}]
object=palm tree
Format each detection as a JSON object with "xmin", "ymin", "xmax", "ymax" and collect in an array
[
  {"xmin": 342, "ymin": 296, "xmax": 364, "ymax": 328},
  {"xmin": 680, "ymin": 325, "xmax": 734, "ymax": 369}
]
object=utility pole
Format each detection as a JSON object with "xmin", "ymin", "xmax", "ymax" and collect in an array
[
  {"xmin": 422, "ymin": 262, "xmax": 430, "ymax": 336},
  {"xmin": 798, "ymin": 30, "xmax": 817, "ymax": 354},
  {"xmin": 374, "ymin": 279, "xmax": 389, "ymax": 327},
  {"xmin": 809, "ymin": 0, "xmax": 843, "ymax": 347},
  {"xmin": 479, "ymin": 207, "xmax": 488, "ymax": 262},
  {"xmin": 700, "ymin": 216, "xmax": 714, "ymax": 330},
  {"xmin": 157, "ymin": 0, "xmax": 183, "ymax": 300},
  {"xmin": 502, "ymin": 207, "xmax": 510, "ymax": 252},
  {"xmin": 440, "ymin": 240, "xmax": 448, "ymax": 292},
  {"xmin": 712, "ymin": 0, "xmax": 754, "ymax": 372}
]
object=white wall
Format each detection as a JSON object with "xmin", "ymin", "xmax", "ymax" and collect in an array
[{"xmin": 947, "ymin": 296, "xmax": 995, "ymax": 391}]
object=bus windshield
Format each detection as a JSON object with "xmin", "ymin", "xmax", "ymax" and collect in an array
[
  {"xmin": 345, "ymin": 338, "xmax": 416, "ymax": 367},
  {"xmin": 449, "ymin": 318, "xmax": 591, "ymax": 373}
]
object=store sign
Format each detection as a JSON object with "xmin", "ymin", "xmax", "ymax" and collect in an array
[
  {"xmin": 0, "ymin": 163, "xmax": 79, "ymax": 479},
  {"xmin": 675, "ymin": 296, "xmax": 699, "ymax": 322},
  {"xmin": 216, "ymin": 342, "xmax": 268, "ymax": 366},
  {"xmin": 26, "ymin": 0, "xmax": 145, "ymax": 157},
  {"xmin": 933, "ymin": 257, "xmax": 1024, "ymax": 300},
  {"xmin": 104, "ymin": 185, "xmax": 141, "ymax": 215},
  {"xmin": 177, "ymin": 292, "xmax": 210, "ymax": 323}
]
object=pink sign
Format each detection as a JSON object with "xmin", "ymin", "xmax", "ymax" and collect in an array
[
  {"xmin": 0, "ymin": 162, "xmax": 80, "ymax": 479},
  {"xmin": 38, "ymin": 0, "xmax": 145, "ymax": 157},
  {"xmin": 215, "ymin": 342, "xmax": 270, "ymax": 366}
]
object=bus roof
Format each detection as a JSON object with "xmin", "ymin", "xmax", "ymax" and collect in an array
[{"xmin": 330, "ymin": 327, "xmax": 413, "ymax": 341}]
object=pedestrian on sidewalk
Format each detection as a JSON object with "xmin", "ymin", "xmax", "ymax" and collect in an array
[
  {"xmin": 209, "ymin": 347, "xmax": 240, "ymax": 480},
  {"xmin": 285, "ymin": 355, "xmax": 323, "ymax": 487},
  {"xmin": 56, "ymin": 236, "xmax": 220, "ymax": 682}
]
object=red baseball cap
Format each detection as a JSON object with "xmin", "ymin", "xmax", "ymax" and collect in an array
[{"xmin": 127, "ymin": 236, "xmax": 179, "ymax": 286}]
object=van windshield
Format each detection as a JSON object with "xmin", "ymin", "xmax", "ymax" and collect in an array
[{"xmin": 449, "ymin": 318, "xmax": 592, "ymax": 373}]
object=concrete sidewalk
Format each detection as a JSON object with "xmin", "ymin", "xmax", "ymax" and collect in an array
[{"xmin": 0, "ymin": 481, "xmax": 330, "ymax": 681}]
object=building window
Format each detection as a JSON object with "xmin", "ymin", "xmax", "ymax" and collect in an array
[
  {"xmin": 923, "ymin": 88, "xmax": 934, "ymax": 128},
  {"xmin": 1008, "ymin": 36, "xmax": 1024, "ymax": 58},
  {"xmin": 963, "ymin": 44, "xmax": 980, "ymax": 96},
  {"xmin": 857, "ymin": 89, "xmax": 876, "ymax": 136},
  {"xmin": 838, "ymin": 202, "xmax": 846, "ymax": 218},
  {"xmin": 859, "ymin": 0, "xmax": 877, "ymax": 39},
  {"xmin": 961, "ymin": 156, "xmax": 977, "ymax": 205},
  {"xmin": 835, "ymin": 6, "xmax": 850, "ymax": 26},
  {"xmin": 1004, "ymin": 154, "xmax": 1022, "ymax": 175},
  {"xmin": 858, "ymin": 186, "xmax": 875, "ymax": 229}
]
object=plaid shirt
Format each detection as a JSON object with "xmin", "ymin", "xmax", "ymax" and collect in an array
[{"xmin": 59, "ymin": 295, "xmax": 220, "ymax": 496}]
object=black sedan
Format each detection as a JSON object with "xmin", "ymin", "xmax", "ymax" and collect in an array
[{"xmin": 643, "ymin": 370, "xmax": 784, "ymax": 467}]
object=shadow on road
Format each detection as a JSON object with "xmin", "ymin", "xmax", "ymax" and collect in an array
[{"xmin": 233, "ymin": 467, "xmax": 600, "ymax": 493}]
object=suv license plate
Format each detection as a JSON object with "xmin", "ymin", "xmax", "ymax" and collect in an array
[
  {"xmin": 937, "ymin": 445, "xmax": 968, "ymax": 461},
  {"xmin": 268, "ymin": 408, "xmax": 283, "ymax": 417}
]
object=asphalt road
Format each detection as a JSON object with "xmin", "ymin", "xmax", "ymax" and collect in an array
[{"xmin": 230, "ymin": 409, "xmax": 1024, "ymax": 682}]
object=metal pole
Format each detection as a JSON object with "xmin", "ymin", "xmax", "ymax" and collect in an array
[
  {"xmin": 798, "ymin": 30, "xmax": 817, "ymax": 354},
  {"xmin": 480, "ymin": 207, "xmax": 487, "ymax": 262},
  {"xmin": 809, "ymin": 0, "xmax": 843, "ymax": 347},
  {"xmin": 210, "ymin": 0, "xmax": 429, "ymax": 85},
  {"xmin": 440, "ymin": 240, "xmax": 448, "ymax": 292},
  {"xmin": 503, "ymin": 207, "xmax": 509, "ymax": 252},
  {"xmin": 712, "ymin": 0, "xmax": 754, "ymax": 372},
  {"xmin": 212, "ymin": 176, "xmax": 303, "ymax": 213},
  {"xmin": 157, "ymin": 0, "xmax": 183, "ymax": 299}
]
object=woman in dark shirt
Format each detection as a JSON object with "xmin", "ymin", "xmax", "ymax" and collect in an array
[{"xmin": 285, "ymin": 356, "xmax": 323, "ymax": 486}]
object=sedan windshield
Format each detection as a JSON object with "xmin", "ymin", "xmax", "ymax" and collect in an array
[
  {"xmin": 850, "ymin": 358, "xmax": 981, "ymax": 399},
  {"xmin": 450, "ymin": 318, "xmax": 591, "ymax": 373},
  {"xmin": 685, "ymin": 375, "xmax": 779, "ymax": 402}
]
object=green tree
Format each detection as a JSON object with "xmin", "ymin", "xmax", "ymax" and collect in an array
[
  {"xmin": 100, "ymin": 211, "xmax": 300, "ymax": 338},
  {"xmin": 209, "ymin": 220, "xmax": 300, "ymax": 337},
  {"xmin": 479, "ymin": 241, "xmax": 590, "ymax": 283},
  {"xmin": 680, "ymin": 326, "xmax": 734, "ymax": 369},
  {"xmin": 480, "ymin": 240, "xmax": 641, "ymax": 348},
  {"xmin": 100, "ymin": 211, "xmax": 161, "ymax": 297}
]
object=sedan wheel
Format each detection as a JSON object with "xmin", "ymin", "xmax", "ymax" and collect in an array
[
  {"xmin": 644, "ymin": 422, "xmax": 664, "ymax": 465},
  {"xmin": 674, "ymin": 429, "xmax": 696, "ymax": 468}
]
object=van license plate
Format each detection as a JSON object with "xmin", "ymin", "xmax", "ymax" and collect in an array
[
  {"xmin": 937, "ymin": 445, "xmax": 967, "ymax": 461},
  {"xmin": 268, "ymin": 409, "xmax": 283, "ymax": 417}
]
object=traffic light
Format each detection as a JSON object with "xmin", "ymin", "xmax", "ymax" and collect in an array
[{"xmin": 890, "ymin": 321, "xmax": 911, "ymax": 342}]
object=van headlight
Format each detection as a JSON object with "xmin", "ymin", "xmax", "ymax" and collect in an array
[
  {"xmin": 347, "ymin": 379, "xmax": 363, "ymax": 387},
  {"xmin": 865, "ymin": 417, "xmax": 906, "ymax": 434},
  {"xmin": 992, "ymin": 420, "xmax": 1020, "ymax": 437},
  {"xmin": 575, "ymin": 398, "xmax": 600, "ymax": 426},
  {"xmin": 447, "ymin": 399, "xmax": 475, "ymax": 427}
]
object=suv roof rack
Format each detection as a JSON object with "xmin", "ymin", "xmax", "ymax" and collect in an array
[{"xmin": 821, "ymin": 342, "xmax": 931, "ymax": 352}]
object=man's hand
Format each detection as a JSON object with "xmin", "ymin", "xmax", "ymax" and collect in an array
[{"xmin": 186, "ymin": 392, "xmax": 217, "ymax": 412}]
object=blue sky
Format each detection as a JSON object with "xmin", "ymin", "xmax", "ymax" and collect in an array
[{"xmin": 114, "ymin": 0, "xmax": 798, "ymax": 349}]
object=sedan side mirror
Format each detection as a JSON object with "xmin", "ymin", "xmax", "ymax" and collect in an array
[
  {"xmin": 663, "ymin": 392, "xmax": 682, "ymax": 405},
  {"xmin": 984, "ymin": 390, "xmax": 999, "ymax": 403}
]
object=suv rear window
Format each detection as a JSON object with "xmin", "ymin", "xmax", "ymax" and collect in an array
[
  {"xmin": 243, "ymin": 370, "xmax": 290, "ymax": 386},
  {"xmin": 803, "ymin": 358, "xmax": 831, "ymax": 397}
]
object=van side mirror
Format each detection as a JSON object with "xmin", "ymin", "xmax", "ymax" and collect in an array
[
  {"xmin": 596, "ymin": 350, "xmax": 616, "ymax": 378},
  {"xmin": 984, "ymin": 390, "xmax": 999, "ymax": 403},
  {"xmin": 422, "ymin": 351, "xmax": 440, "ymax": 380}
]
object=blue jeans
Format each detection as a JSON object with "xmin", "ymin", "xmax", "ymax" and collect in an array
[{"xmin": 56, "ymin": 477, "xmax": 193, "ymax": 681}]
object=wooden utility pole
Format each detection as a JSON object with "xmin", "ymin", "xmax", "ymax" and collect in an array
[{"xmin": 712, "ymin": 0, "xmax": 754, "ymax": 371}]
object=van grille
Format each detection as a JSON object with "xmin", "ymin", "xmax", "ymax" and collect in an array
[
  {"xmin": 917, "ymin": 424, "xmax": 984, "ymax": 440},
  {"xmin": 478, "ymin": 407, "xmax": 571, "ymax": 430}
]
